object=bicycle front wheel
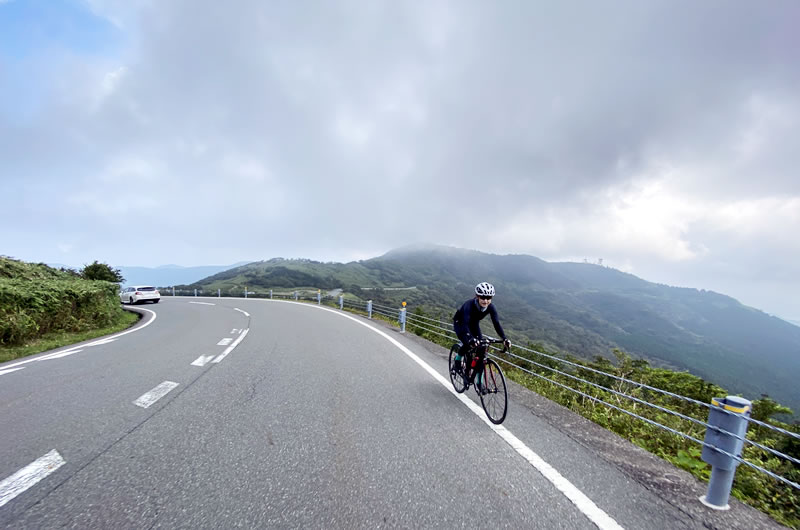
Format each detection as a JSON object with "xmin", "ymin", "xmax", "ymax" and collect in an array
[
  {"xmin": 478, "ymin": 358, "xmax": 508, "ymax": 424},
  {"xmin": 448, "ymin": 344, "xmax": 467, "ymax": 394}
]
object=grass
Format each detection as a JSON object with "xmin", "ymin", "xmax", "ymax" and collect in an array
[{"xmin": 0, "ymin": 309, "xmax": 140, "ymax": 363}]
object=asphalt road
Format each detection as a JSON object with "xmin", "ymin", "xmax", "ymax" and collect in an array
[{"xmin": 0, "ymin": 297, "xmax": 784, "ymax": 529}]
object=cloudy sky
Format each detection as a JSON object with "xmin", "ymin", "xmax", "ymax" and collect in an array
[{"xmin": 2, "ymin": 0, "xmax": 799, "ymax": 320}]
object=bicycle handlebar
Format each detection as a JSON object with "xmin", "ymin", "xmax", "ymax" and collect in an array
[{"xmin": 471, "ymin": 337, "xmax": 509, "ymax": 352}]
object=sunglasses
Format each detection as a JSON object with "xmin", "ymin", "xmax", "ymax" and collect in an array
[{"xmin": 478, "ymin": 296, "xmax": 493, "ymax": 300}]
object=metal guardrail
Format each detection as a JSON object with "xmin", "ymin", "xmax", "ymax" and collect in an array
[{"xmin": 161, "ymin": 288, "xmax": 799, "ymax": 507}]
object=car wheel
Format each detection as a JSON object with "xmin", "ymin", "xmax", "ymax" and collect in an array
[
  {"xmin": 153, "ymin": 299, "xmax": 159, "ymax": 304},
  {"xmin": 129, "ymin": 296, "xmax": 135, "ymax": 304}
]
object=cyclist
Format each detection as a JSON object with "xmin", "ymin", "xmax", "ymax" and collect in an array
[{"xmin": 452, "ymin": 282, "xmax": 511, "ymax": 386}]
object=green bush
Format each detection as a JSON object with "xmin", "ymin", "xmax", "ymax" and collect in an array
[{"xmin": 0, "ymin": 257, "xmax": 124, "ymax": 347}]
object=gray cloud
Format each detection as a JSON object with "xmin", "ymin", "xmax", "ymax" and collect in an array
[{"xmin": 2, "ymin": 0, "xmax": 799, "ymax": 318}]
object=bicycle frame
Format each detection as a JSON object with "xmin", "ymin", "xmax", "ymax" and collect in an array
[
  {"xmin": 449, "ymin": 338, "xmax": 509, "ymax": 424},
  {"xmin": 465, "ymin": 338, "xmax": 506, "ymax": 379}
]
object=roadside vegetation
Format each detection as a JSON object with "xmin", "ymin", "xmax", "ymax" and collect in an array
[{"xmin": 0, "ymin": 257, "xmax": 137, "ymax": 362}]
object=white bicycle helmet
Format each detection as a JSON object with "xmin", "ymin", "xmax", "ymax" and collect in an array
[{"xmin": 475, "ymin": 282, "xmax": 495, "ymax": 297}]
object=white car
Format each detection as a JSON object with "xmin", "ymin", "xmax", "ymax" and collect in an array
[{"xmin": 120, "ymin": 286, "xmax": 160, "ymax": 304}]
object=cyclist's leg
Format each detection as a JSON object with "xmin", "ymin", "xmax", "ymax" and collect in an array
[
  {"xmin": 466, "ymin": 333, "xmax": 483, "ymax": 384},
  {"xmin": 454, "ymin": 332, "xmax": 470, "ymax": 372},
  {"xmin": 469, "ymin": 353, "xmax": 482, "ymax": 385}
]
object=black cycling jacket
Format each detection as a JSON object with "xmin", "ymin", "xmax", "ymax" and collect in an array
[{"xmin": 452, "ymin": 298, "xmax": 507, "ymax": 345}]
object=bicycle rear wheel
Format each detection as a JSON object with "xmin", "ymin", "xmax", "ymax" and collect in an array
[
  {"xmin": 478, "ymin": 358, "xmax": 508, "ymax": 424},
  {"xmin": 448, "ymin": 344, "xmax": 467, "ymax": 393}
]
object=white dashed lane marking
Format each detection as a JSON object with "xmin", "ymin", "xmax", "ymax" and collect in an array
[
  {"xmin": 212, "ymin": 329, "xmax": 249, "ymax": 363},
  {"xmin": 0, "ymin": 450, "xmax": 66, "ymax": 508},
  {"xmin": 133, "ymin": 381, "xmax": 179, "ymax": 409},
  {"xmin": 191, "ymin": 355, "xmax": 215, "ymax": 367}
]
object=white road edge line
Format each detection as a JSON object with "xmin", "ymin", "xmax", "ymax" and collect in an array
[
  {"xmin": 0, "ymin": 367, "xmax": 26, "ymax": 376},
  {"xmin": 212, "ymin": 329, "xmax": 249, "ymax": 363},
  {"xmin": 133, "ymin": 381, "xmax": 179, "ymax": 409},
  {"xmin": 234, "ymin": 308, "xmax": 250, "ymax": 317},
  {"xmin": 0, "ymin": 450, "xmax": 66, "ymax": 508},
  {"xmin": 35, "ymin": 349, "xmax": 84, "ymax": 361},
  {"xmin": 189, "ymin": 302, "xmax": 215, "ymax": 306},
  {"xmin": 273, "ymin": 300, "xmax": 624, "ymax": 530},
  {"xmin": 217, "ymin": 338, "xmax": 233, "ymax": 346},
  {"xmin": 1, "ymin": 308, "xmax": 158, "ymax": 372}
]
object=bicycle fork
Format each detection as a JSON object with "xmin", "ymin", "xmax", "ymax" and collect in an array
[{"xmin": 475, "ymin": 363, "xmax": 498, "ymax": 395}]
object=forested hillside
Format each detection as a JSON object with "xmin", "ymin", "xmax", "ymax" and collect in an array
[{"xmin": 183, "ymin": 244, "xmax": 800, "ymax": 413}]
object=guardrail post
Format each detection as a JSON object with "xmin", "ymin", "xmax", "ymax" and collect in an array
[
  {"xmin": 317, "ymin": 290, "xmax": 321, "ymax": 305},
  {"xmin": 194, "ymin": 289, "xmax": 197, "ymax": 297},
  {"xmin": 339, "ymin": 295, "xmax": 343, "ymax": 309},
  {"xmin": 367, "ymin": 300, "xmax": 373, "ymax": 319},
  {"xmin": 399, "ymin": 301, "xmax": 407, "ymax": 332},
  {"xmin": 294, "ymin": 291, "xmax": 298, "ymax": 301},
  {"xmin": 217, "ymin": 289, "xmax": 220, "ymax": 298},
  {"xmin": 700, "ymin": 395, "xmax": 752, "ymax": 510},
  {"xmin": 244, "ymin": 287, "xmax": 248, "ymax": 299},
  {"xmin": 172, "ymin": 287, "xmax": 175, "ymax": 296}
]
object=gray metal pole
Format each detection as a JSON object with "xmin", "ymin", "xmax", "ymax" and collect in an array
[
  {"xmin": 399, "ymin": 304, "xmax": 407, "ymax": 333},
  {"xmin": 218, "ymin": 288, "xmax": 220, "ymax": 298},
  {"xmin": 172, "ymin": 287, "xmax": 175, "ymax": 296},
  {"xmin": 700, "ymin": 396, "xmax": 752, "ymax": 510},
  {"xmin": 339, "ymin": 295, "xmax": 343, "ymax": 309},
  {"xmin": 194, "ymin": 288, "xmax": 197, "ymax": 297},
  {"xmin": 245, "ymin": 287, "xmax": 247, "ymax": 299},
  {"xmin": 317, "ymin": 291, "xmax": 321, "ymax": 305},
  {"xmin": 294, "ymin": 291, "xmax": 298, "ymax": 301},
  {"xmin": 704, "ymin": 467, "xmax": 736, "ymax": 509},
  {"xmin": 367, "ymin": 300, "xmax": 373, "ymax": 318},
  {"xmin": 270, "ymin": 289, "xmax": 273, "ymax": 299}
]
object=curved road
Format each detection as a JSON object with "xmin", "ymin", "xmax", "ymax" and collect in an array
[{"xmin": 0, "ymin": 298, "xmax": 781, "ymax": 528}]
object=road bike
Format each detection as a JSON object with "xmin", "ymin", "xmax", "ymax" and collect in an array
[{"xmin": 448, "ymin": 338, "xmax": 509, "ymax": 424}]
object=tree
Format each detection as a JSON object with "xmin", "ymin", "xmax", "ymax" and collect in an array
[{"xmin": 81, "ymin": 261, "xmax": 124, "ymax": 283}]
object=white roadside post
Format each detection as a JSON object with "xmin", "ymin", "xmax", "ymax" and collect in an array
[
  {"xmin": 367, "ymin": 300, "xmax": 373, "ymax": 318},
  {"xmin": 339, "ymin": 295, "xmax": 344, "ymax": 309},
  {"xmin": 317, "ymin": 290, "xmax": 321, "ymax": 305}
]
